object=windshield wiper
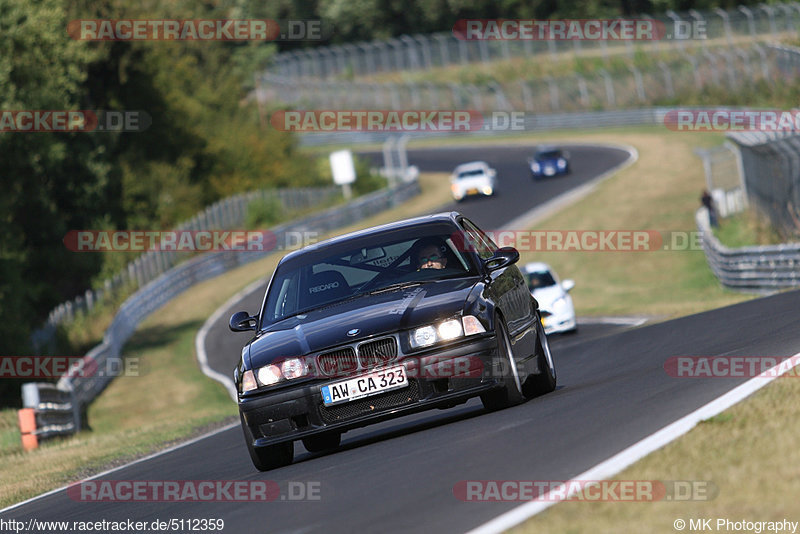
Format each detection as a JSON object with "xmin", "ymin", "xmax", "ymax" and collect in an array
[{"xmin": 363, "ymin": 281, "xmax": 422, "ymax": 295}]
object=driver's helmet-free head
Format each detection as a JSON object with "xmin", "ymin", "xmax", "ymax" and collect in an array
[{"xmin": 412, "ymin": 237, "xmax": 448, "ymax": 269}]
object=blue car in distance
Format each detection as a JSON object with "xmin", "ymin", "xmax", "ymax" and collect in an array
[{"xmin": 529, "ymin": 146, "xmax": 570, "ymax": 179}]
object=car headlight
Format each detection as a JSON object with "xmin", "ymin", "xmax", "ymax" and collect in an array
[
  {"xmin": 243, "ymin": 358, "xmax": 310, "ymax": 392},
  {"xmin": 409, "ymin": 316, "xmax": 485, "ymax": 349},
  {"xmin": 257, "ymin": 364, "xmax": 282, "ymax": 386},
  {"xmin": 438, "ymin": 319, "xmax": 463, "ymax": 340},
  {"xmin": 281, "ymin": 358, "xmax": 308, "ymax": 380},
  {"xmin": 531, "ymin": 162, "xmax": 541, "ymax": 172},
  {"xmin": 411, "ymin": 325, "xmax": 437, "ymax": 348},
  {"xmin": 557, "ymin": 158, "xmax": 567, "ymax": 168}
]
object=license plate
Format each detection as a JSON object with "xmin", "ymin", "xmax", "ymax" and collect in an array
[
  {"xmin": 467, "ymin": 188, "xmax": 479, "ymax": 195},
  {"xmin": 321, "ymin": 365, "xmax": 408, "ymax": 406}
]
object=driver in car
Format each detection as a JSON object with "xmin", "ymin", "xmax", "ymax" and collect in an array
[{"xmin": 413, "ymin": 238, "xmax": 449, "ymax": 270}]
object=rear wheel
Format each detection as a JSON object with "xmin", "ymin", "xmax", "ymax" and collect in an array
[
  {"xmin": 240, "ymin": 413, "xmax": 294, "ymax": 471},
  {"xmin": 302, "ymin": 432, "xmax": 341, "ymax": 453},
  {"xmin": 481, "ymin": 318, "xmax": 526, "ymax": 411},
  {"xmin": 522, "ymin": 319, "xmax": 557, "ymax": 398}
]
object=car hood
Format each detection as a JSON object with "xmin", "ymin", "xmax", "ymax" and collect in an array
[
  {"xmin": 532, "ymin": 285, "xmax": 566, "ymax": 311},
  {"xmin": 247, "ymin": 278, "xmax": 477, "ymax": 368}
]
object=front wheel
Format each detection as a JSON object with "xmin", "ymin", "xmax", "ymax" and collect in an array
[
  {"xmin": 522, "ymin": 319, "xmax": 557, "ymax": 398},
  {"xmin": 481, "ymin": 318, "xmax": 526, "ymax": 411},
  {"xmin": 240, "ymin": 413, "xmax": 294, "ymax": 471}
]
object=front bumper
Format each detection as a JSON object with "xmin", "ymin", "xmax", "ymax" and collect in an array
[
  {"xmin": 239, "ymin": 334, "xmax": 500, "ymax": 448},
  {"xmin": 532, "ymin": 166, "xmax": 567, "ymax": 177},
  {"xmin": 541, "ymin": 310, "xmax": 576, "ymax": 334}
]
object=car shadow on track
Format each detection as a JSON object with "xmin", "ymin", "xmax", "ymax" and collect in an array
[{"xmin": 291, "ymin": 385, "xmax": 568, "ymax": 465}]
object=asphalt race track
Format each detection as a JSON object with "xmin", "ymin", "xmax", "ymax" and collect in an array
[{"xmin": 6, "ymin": 144, "xmax": 798, "ymax": 533}]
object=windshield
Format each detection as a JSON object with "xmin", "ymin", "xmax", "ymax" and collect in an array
[
  {"xmin": 456, "ymin": 168, "xmax": 486, "ymax": 179},
  {"xmin": 526, "ymin": 271, "xmax": 557, "ymax": 290},
  {"xmin": 536, "ymin": 150, "xmax": 563, "ymax": 160},
  {"xmin": 262, "ymin": 224, "xmax": 479, "ymax": 324}
]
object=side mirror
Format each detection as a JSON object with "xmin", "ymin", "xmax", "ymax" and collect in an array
[
  {"xmin": 488, "ymin": 168, "xmax": 497, "ymax": 178},
  {"xmin": 562, "ymin": 279, "xmax": 575, "ymax": 292},
  {"xmin": 484, "ymin": 247, "xmax": 519, "ymax": 273},
  {"xmin": 229, "ymin": 311, "xmax": 257, "ymax": 332}
]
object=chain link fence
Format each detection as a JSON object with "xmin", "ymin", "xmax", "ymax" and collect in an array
[
  {"xmin": 695, "ymin": 143, "xmax": 748, "ymax": 218},
  {"xmin": 262, "ymin": 44, "xmax": 781, "ymax": 114},
  {"xmin": 268, "ymin": 4, "xmax": 799, "ymax": 80},
  {"xmin": 727, "ymin": 131, "xmax": 800, "ymax": 239}
]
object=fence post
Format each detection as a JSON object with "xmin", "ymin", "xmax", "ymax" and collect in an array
[
  {"xmin": 714, "ymin": 8, "xmax": 733, "ymax": 46},
  {"xmin": 658, "ymin": 61, "xmax": 675, "ymax": 98},
  {"xmin": 629, "ymin": 66, "xmax": 646, "ymax": 102},
  {"xmin": 599, "ymin": 69, "xmax": 616, "ymax": 107},
  {"xmin": 738, "ymin": 6, "xmax": 756, "ymax": 38},
  {"xmin": 759, "ymin": 5, "xmax": 778, "ymax": 37}
]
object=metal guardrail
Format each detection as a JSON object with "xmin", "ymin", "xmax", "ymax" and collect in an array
[
  {"xmin": 299, "ymin": 107, "xmax": 672, "ymax": 146},
  {"xmin": 18, "ymin": 383, "xmax": 79, "ymax": 449},
  {"xmin": 696, "ymin": 208, "xmax": 800, "ymax": 290},
  {"xmin": 16, "ymin": 180, "xmax": 421, "ymax": 446}
]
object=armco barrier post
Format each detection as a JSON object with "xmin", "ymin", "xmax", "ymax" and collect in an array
[
  {"xmin": 18, "ymin": 408, "xmax": 37, "ymax": 451},
  {"xmin": 20, "ymin": 383, "xmax": 40, "ymax": 451}
]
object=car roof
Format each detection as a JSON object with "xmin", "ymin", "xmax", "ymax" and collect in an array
[
  {"xmin": 522, "ymin": 261, "xmax": 553, "ymax": 273},
  {"xmin": 453, "ymin": 161, "xmax": 489, "ymax": 173},
  {"xmin": 279, "ymin": 211, "xmax": 462, "ymax": 263}
]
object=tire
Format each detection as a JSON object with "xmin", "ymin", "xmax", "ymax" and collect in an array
[
  {"xmin": 522, "ymin": 319, "xmax": 557, "ymax": 398},
  {"xmin": 302, "ymin": 432, "xmax": 341, "ymax": 453},
  {"xmin": 480, "ymin": 317, "xmax": 526, "ymax": 411},
  {"xmin": 240, "ymin": 413, "xmax": 294, "ymax": 471}
]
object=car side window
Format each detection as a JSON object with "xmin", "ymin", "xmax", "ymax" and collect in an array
[
  {"xmin": 460, "ymin": 219, "xmax": 497, "ymax": 260},
  {"xmin": 269, "ymin": 272, "xmax": 299, "ymax": 320}
]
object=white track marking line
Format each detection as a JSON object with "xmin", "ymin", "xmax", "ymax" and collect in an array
[
  {"xmin": 0, "ymin": 421, "xmax": 238, "ymax": 514},
  {"xmin": 465, "ymin": 351, "xmax": 800, "ymax": 534}
]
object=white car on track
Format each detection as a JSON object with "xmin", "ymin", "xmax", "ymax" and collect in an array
[
  {"xmin": 521, "ymin": 262, "xmax": 577, "ymax": 335},
  {"xmin": 450, "ymin": 161, "xmax": 496, "ymax": 202}
]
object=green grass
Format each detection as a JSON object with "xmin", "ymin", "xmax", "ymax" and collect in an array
[{"xmin": 714, "ymin": 209, "xmax": 786, "ymax": 248}]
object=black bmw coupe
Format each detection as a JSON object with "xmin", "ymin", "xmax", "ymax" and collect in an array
[{"xmin": 230, "ymin": 212, "xmax": 556, "ymax": 470}]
